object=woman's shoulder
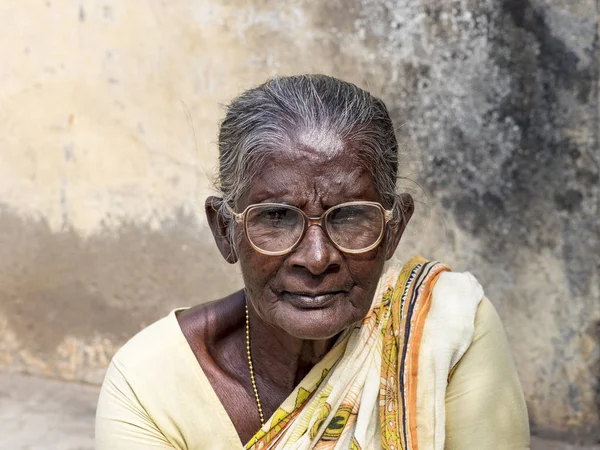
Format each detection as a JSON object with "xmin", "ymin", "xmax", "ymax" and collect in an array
[
  {"xmin": 100, "ymin": 307, "xmax": 220, "ymax": 426},
  {"xmin": 434, "ymin": 269, "xmax": 484, "ymax": 301},
  {"xmin": 97, "ymin": 307, "xmax": 243, "ymax": 449},
  {"xmin": 429, "ymin": 268, "xmax": 516, "ymax": 379},
  {"xmin": 429, "ymin": 269, "xmax": 484, "ymax": 320},
  {"xmin": 432, "ymin": 269, "xmax": 501, "ymax": 335},
  {"xmin": 109, "ymin": 308, "xmax": 189, "ymax": 377},
  {"xmin": 432, "ymin": 269, "xmax": 503, "ymax": 341}
]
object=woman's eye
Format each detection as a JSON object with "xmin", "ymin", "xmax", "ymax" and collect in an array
[
  {"xmin": 332, "ymin": 207, "xmax": 366, "ymax": 222},
  {"xmin": 258, "ymin": 208, "xmax": 294, "ymax": 224},
  {"xmin": 266, "ymin": 209, "xmax": 287, "ymax": 220}
]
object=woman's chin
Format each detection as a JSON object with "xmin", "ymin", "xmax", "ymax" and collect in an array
[
  {"xmin": 274, "ymin": 305, "xmax": 354, "ymax": 341},
  {"xmin": 284, "ymin": 324, "xmax": 344, "ymax": 341}
]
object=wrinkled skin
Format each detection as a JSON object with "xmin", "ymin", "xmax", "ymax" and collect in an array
[{"xmin": 178, "ymin": 139, "xmax": 413, "ymax": 444}]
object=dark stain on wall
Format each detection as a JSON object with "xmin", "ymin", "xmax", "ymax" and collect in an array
[
  {"xmin": 427, "ymin": 2, "xmax": 598, "ymax": 441},
  {"xmin": 408, "ymin": 2, "xmax": 599, "ymax": 441},
  {"xmin": 413, "ymin": 1, "xmax": 598, "ymax": 274}
]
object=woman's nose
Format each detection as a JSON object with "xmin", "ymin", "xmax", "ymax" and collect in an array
[{"xmin": 287, "ymin": 225, "xmax": 342, "ymax": 275}]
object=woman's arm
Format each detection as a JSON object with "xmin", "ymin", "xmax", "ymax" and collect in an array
[
  {"xmin": 95, "ymin": 361, "xmax": 178, "ymax": 449},
  {"xmin": 445, "ymin": 297, "xmax": 530, "ymax": 449}
]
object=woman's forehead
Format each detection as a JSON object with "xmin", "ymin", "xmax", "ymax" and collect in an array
[{"xmin": 242, "ymin": 149, "xmax": 379, "ymax": 206}]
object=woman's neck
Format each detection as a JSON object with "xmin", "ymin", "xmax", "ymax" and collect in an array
[{"xmin": 246, "ymin": 299, "xmax": 339, "ymax": 409}]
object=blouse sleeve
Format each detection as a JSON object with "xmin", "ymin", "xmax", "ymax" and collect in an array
[
  {"xmin": 95, "ymin": 361, "xmax": 177, "ymax": 450},
  {"xmin": 445, "ymin": 297, "xmax": 530, "ymax": 449}
]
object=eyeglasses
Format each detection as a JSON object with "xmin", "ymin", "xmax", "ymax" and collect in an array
[{"xmin": 225, "ymin": 201, "xmax": 393, "ymax": 256}]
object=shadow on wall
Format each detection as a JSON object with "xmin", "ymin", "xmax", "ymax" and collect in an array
[{"xmin": 0, "ymin": 207, "xmax": 242, "ymax": 383}]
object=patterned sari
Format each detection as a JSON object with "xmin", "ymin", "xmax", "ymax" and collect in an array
[{"xmin": 245, "ymin": 255, "xmax": 483, "ymax": 450}]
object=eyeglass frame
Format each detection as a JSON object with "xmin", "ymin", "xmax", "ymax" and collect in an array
[{"xmin": 225, "ymin": 200, "xmax": 394, "ymax": 256}]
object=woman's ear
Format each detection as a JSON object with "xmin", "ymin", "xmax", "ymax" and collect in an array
[
  {"xmin": 385, "ymin": 193, "xmax": 415, "ymax": 260},
  {"xmin": 205, "ymin": 196, "xmax": 238, "ymax": 264}
]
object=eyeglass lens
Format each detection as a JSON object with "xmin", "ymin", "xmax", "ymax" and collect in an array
[{"xmin": 245, "ymin": 204, "xmax": 384, "ymax": 253}]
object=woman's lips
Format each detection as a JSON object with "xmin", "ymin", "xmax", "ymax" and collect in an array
[{"xmin": 281, "ymin": 291, "xmax": 346, "ymax": 309}]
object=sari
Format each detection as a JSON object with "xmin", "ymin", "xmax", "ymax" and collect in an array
[{"xmin": 245, "ymin": 255, "xmax": 483, "ymax": 450}]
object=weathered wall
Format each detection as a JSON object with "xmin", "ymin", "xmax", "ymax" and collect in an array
[{"xmin": 0, "ymin": 0, "xmax": 598, "ymax": 443}]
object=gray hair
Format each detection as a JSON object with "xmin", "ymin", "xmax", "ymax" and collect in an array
[{"xmin": 215, "ymin": 74, "xmax": 406, "ymax": 224}]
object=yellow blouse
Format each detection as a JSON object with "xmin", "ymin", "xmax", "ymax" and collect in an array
[{"xmin": 95, "ymin": 298, "xmax": 530, "ymax": 449}]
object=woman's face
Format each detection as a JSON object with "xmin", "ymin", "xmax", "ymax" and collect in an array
[{"xmin": 210, "ymin": 140, "xmax": 410, "ymax": 340}]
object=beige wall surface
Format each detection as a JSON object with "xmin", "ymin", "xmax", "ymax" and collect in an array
[{"xmin": 0, "ymin": 0, "xmax": 598, "ymax": 443}]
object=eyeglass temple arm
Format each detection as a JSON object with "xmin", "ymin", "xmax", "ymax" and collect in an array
[
  {"xmin": 224, "ymin": 203, "xmax": 245, "ymax": 223},
  {"xmin": 384, "ymin": 209, "xmax": 394, "ymax": 222}
]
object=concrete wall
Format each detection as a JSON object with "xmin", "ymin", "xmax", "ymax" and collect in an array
[{"xmin": 0, "ymin": 0, "xmax": 598, "ymax": 443}]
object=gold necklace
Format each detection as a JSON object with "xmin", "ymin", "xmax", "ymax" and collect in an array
[{"xmin": 245, "ymin": 303, "xmax": 265, "ymax": 426}]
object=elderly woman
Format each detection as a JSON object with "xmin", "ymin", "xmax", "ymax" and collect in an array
[{"xmin": 96, "ymin": 75, "xmax": 530, "ymax": 449}]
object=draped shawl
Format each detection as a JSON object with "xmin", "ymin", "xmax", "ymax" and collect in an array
[{"xmin": 245, "ymin": 256, "xmax": 483, "ymax": 450}]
